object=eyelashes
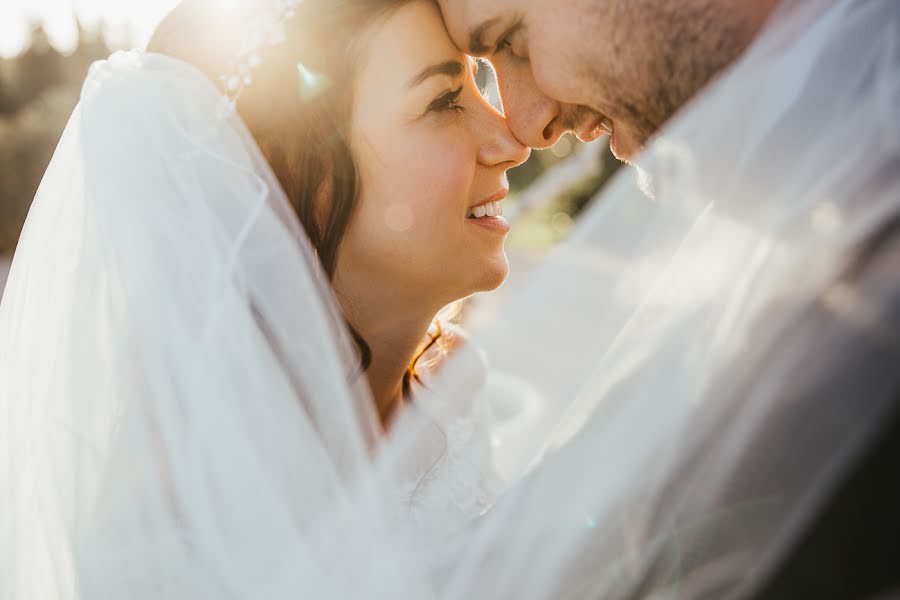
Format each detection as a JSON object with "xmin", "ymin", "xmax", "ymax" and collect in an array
[
  {"xmin": 429, "ymin": 87, "xmax": 464, "ymax": 113},
  {"xmin": 427, "ymin": 59, "xmax": 494, "ymax": 116}
]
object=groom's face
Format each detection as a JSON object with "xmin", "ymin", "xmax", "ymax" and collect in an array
[{"xmin": 438, "ymin": 0, "xmax": 767, "ymax": 161}]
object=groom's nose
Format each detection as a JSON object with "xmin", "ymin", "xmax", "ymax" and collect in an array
[{"xmin": 495, "ymin": 63, "xmax": 569, "ymax": 150}]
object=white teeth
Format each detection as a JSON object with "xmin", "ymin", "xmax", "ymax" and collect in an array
[{"xmin": 467, "ymin": 200, "xmax": 504, "ymax": 219}]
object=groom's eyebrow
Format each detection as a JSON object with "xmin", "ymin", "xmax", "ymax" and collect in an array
[
  {"xmin": 408, "ymin": 60, "xmax": 465, "ymax": 88},
  {"xmin": 468, "ymin": 18, "xmax": 501, "ymax": 55}
]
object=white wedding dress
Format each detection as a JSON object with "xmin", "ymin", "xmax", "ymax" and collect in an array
[
  {"xmin": 2, "ymin": 0, "xmax": 899, "ymax": 597},
  {"xmin": 387, "ymin": 344, "xmax": 503, "ymax": 540}
]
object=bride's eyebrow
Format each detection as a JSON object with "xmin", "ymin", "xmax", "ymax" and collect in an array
[{"xmin": 408, "ymin": 60, "xmax": 464, "ymax": 88}]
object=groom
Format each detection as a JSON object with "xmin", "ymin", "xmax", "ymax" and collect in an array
[
  {"xmin": 437, "ymin": 0, "xmax": 780, "ymax": 160},
  {"xmin": 439, "ymin": 0, "xmax": 900, "ymax": 597}
]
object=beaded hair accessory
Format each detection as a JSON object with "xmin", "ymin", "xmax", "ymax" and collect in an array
[{"xmin": 218, "ymin": 0, "xmax": 304, "ymax": 107}]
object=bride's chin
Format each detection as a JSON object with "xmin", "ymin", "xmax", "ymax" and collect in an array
[
  {"xmin": 470, "ymin": 254, "xmax": 509, "ymax": 294},
  {"xmin": 443, "ymin": 252, "xmax": 509, "ymax": 301}
]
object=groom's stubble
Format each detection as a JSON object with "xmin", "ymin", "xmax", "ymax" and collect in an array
[{"xmin": 579, "ymin": 0, "xmax": 762, "ymax": 157}]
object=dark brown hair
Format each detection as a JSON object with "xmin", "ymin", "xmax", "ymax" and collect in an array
[{"xmin": 149, "ymin": 0, "xmax": 434, "ymax": 390}]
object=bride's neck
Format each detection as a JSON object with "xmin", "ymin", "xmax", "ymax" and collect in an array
[{"xmin": 333, "ymin": 274, "xmax": 437, "ymax": 429}]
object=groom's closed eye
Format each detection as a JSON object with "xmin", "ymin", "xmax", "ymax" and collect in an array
[
  {"xmin": 467, "ymin": 18, "xmax": 523, "ymax": 59},
  {"xmin": 468, "ymin": 18, "xmax": 501, "ymax": 55}
]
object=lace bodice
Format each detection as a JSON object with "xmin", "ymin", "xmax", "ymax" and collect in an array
[{"xmin": 382, "ymin": 327, "xmax": 504, "ymax": 540}]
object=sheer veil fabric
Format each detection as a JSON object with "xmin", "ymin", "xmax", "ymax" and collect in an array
[
  {"xmin": 2, "ymin": 0, "xmax": 899, "ymax": 598},
  {"xmin": 0, "ymin": 51, "xmax": 430, "ymax": 598},
  {"xmin": 436, "ymin": 0, "xmax": 900, "ymax": 597}
]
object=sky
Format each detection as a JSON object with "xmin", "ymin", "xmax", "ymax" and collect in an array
[{"xmin": 0, "ymin": 0, "xmax": 181, "ymax": 58}]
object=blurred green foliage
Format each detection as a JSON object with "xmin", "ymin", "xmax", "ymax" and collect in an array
[{"xmin": 508, "ymin": 146, "xmax": 622, "ymax": 251}]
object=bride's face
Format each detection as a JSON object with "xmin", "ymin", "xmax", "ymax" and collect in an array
[{"xmin": 339, "ymin": 0, "xmax": 529, "ymax": 310}]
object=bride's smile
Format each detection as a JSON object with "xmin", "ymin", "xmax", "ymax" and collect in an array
[{"xmin": 465, "ymin": 189, "xmax": 509, "ymax": 231}]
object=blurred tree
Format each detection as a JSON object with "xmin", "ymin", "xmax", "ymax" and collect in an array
[
  {"xmin": 0, "ymin": 23, "xmax": 111, "ymax": 253},
  {"xmin": 12, "ymin": 25, "xmax": 66, "ymax": 109},
  {"xmin": 0, "ymin": 61, "xmax": 17, "ymax": 115}
]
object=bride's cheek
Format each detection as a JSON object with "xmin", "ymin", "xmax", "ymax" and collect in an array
[{"xmin": 414, "ymin": 140, "xmax": 472, "ymax": 203}]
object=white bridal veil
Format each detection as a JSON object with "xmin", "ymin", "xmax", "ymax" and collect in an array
[
  {"xmin": 0, "ymin": 51, "xmax": 430, "ymax": 598},
  {"xmin": 2, "ymin": 0, "xmax": 899, "ymax": 598}
]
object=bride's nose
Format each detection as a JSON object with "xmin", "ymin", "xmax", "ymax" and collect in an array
[{"xmin": 476, "ymin": 105, "xmax": 531, "ymax": 169}]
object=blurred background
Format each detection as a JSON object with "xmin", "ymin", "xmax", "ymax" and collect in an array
[{"xmin": 0, "ymin": 0, "xmax": 621, "ymax": 298}]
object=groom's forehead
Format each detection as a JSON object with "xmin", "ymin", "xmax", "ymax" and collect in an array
[{"xmin": 438, "ymin": 0, "xmax": 516, "ymax": 53}]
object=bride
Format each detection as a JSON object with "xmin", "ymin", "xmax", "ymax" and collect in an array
[
  {"xmin": 149, "ymin": 0, "xmax": 529, "ymax": 425},
  {"xmin": 148, "ymin": 0, "xmax": 531, "ymax": 535},
  {"xmin": 2, "ymin": 0, "xmax": 529, "ymax": 595}
]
